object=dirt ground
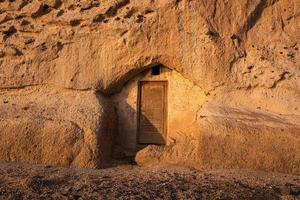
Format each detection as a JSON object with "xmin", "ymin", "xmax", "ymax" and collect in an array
[{"xmin": 0, "ymin": 162, "xmax": 299, "ymax": 200}]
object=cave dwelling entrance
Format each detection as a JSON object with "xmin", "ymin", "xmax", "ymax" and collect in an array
[{"xmin": 112, "ymin": 65, "xmax": 204, "ymax": 157}]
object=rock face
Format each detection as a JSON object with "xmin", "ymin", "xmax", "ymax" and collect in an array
[
  {"xmin": 0, "ymin": 86, "xmax": 116, "ymax": 168},
  {"xmin": 136, "ymin": 104, "xmax": 300, "ymax": 173},
  {"xmin": 0, "ymin": 0, "xmax": 299, "ymax": 173}
]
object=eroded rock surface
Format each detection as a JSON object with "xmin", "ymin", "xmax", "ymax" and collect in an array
[
  {"xmin": 1, "ymin": 0, "xmax": 298, "ymax": 93},
  {"xmin": 136, "ymin": 103, "xmax": 300, "ymax": 174},
  {"xmin": 0, "ymin": 86, "xmax": 116, "ymax": 168},
  {"xmin": 0, "ymin": 0, "xmax": 299, "ymax": 172}
]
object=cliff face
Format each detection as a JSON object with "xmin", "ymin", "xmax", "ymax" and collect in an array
[
  {"xmin": 0, "ymin": 86, "xmax": 116, "ymax": 168},
  {"xmin": 0, "ymin": 0, "xmax": 299, "ymax": 173},
  {"xmin": 2, "ymin": 0, "xmax": 299, "ymax": 93}
]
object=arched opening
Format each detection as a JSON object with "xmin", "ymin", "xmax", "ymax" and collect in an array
[{"xmin": 112, "ymin": 65, "xmax": 205, "ymax": 159}]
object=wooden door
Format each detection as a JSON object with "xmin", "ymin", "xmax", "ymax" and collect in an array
[{"xmin": 137, "ymin": 81, "xmax": 167, "ymax": 144}]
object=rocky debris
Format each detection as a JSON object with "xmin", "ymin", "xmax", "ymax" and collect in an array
[{"xmin": 0, "ymin": 162, "xmax": 299, "ymax": 200}]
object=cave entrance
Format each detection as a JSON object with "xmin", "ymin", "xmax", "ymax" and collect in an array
[
  {"xmin": 113, "ymin": 65, "xmax": 204, "ymax": 157},
  {"xmin": 137, "ymin": 81, "xmax": 168, "ymax": 145}
]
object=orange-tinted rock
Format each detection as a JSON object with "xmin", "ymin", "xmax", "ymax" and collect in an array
[{"xmin": 0, "ymin": 0, "xmax": 299, "ymax": 172}]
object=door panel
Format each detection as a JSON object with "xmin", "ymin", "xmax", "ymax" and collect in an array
[{"xmin": 138, "ymin": 81, "xmax": 167, "ymax": 144}]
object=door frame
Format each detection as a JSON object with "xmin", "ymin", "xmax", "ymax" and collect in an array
[{"xmin": 136, "ymin": 80, "xmax": 168, "ymax": 145}]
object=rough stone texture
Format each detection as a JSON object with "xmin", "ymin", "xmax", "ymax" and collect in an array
[
  {"xmin": 0, "ymin": 162, "xmax": 299, "ymax": 200},
  {"xmin": 0, "ymin": 0, "xmax": 299, "ymax": 172},
  {"xmin": 0, "ymin": 86, "xmax": 116, "ymax": 168},
  {"xmin": 1, "ymin": 0, "xmax": 298, "ymax": 93},
  {"xmin": 136, "ymin": 103, "xmax": 300, "ymax": 174}
]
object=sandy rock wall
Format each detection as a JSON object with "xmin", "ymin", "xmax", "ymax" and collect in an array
[
  {"xmin": 136, "ymin": 103, "xmax": 300, "ymax": 174},
  {"xmin": 1, "ymin": 0, "xmax": 298, "ymax": 93},
  {"xmin": 0, "ymin": 0, "xmax": 299, "ymax": 172},
  {"xmin": 0, "ymin": 86, "xmax": 116, "ymax": 168}
]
